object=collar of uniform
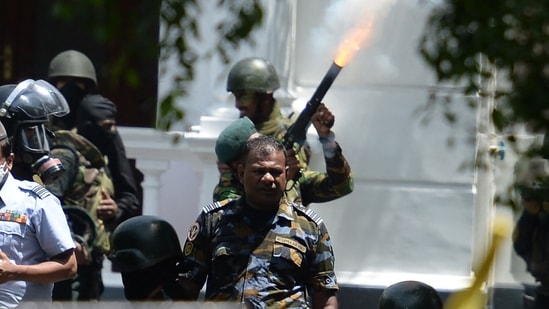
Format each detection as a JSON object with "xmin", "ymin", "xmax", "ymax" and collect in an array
[
  {"xmin": 256, "ymin": 101, "xmax": 288, "ymax": 136},
  {"xmin": 0, "ymin": 173, "xmax": 17, "ymax": 207},
  {"xmin": 275, "ymin": 198, "xmax": 295, "ymax": 223},
  {"xmin": 232, "ymin": 196, "xmax": 294, "ymax": 224}
]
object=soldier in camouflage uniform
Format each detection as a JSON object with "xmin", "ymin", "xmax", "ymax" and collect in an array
[
  {"xmin": 179, "ymin": 135, "xmax": 339, "ymax": 308},
  {"xmin": 47, "ymin": 49, "xmax": 140, "ymax": 227},
  {"xmin": 46, "ymin": 50, "xmax": 140, "ymax": 300},
  {"xmin": 215, "ymin": 57, "xmax": 353, "ymax": 205},
  {"xmin": 47, "ymin": 129, "xmax": 115, "ymax": 300}
]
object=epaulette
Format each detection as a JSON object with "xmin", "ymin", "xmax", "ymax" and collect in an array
[
  {"xmin": 292, "ymin": 203, "xmax": 323, "ymax": 225},
  {"xmin": 202, "ymin": 198, "xmax": 233, "ymax": 213},
  {"xmin": 20, "ymin": 182, "xmax": 51, "ymax": 199}
]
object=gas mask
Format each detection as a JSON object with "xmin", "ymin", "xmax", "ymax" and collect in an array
[
  {"xmin": 15, "ymin": 123, "xmax": 64, "ymax": 184},
  {"xmin": 0, "ymin": 79, "xmax": 70, "ymax": 184}
]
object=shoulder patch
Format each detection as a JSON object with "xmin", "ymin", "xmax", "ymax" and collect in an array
[
  {"xmin": 292, "ymin": 203, "xmax": 323, "ymax": 225},
  {"xmin": 202, "ymin": 198, "xmax": 232, "ymax": 213},
  {"xmin": 20, "ymin": 182, "xmax": 52, "ymax": 199}
]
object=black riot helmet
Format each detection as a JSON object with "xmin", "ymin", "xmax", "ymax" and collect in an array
[
  {"xmin": 109, "ymin": 215, "xmax": 183, "ymax": 273},
  {"xmin": 379, "ymin": 281, "xmax": 443, "ymax": 309},
  {"xmin": 0, "ymin": 80, "xmax": 70, "ymax": 184}
]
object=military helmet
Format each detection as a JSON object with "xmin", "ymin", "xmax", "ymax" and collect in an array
[
  {"xmin": 109, "ymin": 215, "xmax": 183, "ymax": 272},
  {"xmin": 0, "ymin": 80, "xmax": 69, "ymax": 136},
  {"xmin": 227, "ymin": 57, "xmax": 280, "ymax": 94},
  {"xmin": 48, "ymin": 50, "xmax": 97, "ymax": 86},
  {"xmin": 379, "ymin": 281, "xmax": 443, "ymax": 309}
]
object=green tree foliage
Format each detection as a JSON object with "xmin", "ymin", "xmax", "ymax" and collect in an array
[
  {"xmin": 420, "ymin": 1, "xmax": 549, "ymax": 207},
  {"xmin": 50, "ymin": 0, "xmax": 264, "ymax": 130},
  {"xmin": 419, "ymin": 1, "xmax": 549, "ymax": 136}
]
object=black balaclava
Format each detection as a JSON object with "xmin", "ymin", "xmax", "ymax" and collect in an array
[
  {"xmin": 57, "ymin": 81, "xmax": 87, "ymax": 129},
  {"xmin": 76, "ymin": 95, "xmax": 117, "ymax": 154}
]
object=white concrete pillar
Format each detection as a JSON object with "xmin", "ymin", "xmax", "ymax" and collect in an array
[{"xmin": 135, "ymin": 159, "xmax": 169, "ymax": 216}]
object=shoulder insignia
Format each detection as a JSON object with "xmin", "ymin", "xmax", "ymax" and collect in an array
[
  {"xmin": 20, "ymin": 182, "xmax": 52, "ymax": 199},
  {"xmin": 292, "ymin": 203, "xmax": 323, "ymax": 225},
  {"xmin": 202, "ymin": 198, "xmax": 232, "ymax": 213},
  {"xmin": 31, "ymin": 184, "xmax": 51, "ymax": 199}
]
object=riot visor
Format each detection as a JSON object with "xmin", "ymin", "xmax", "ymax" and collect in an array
[{"xmin": 0, "ymin": 79, "xmax": 69, "ymax": 119}]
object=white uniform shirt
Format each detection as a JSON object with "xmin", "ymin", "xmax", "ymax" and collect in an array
[{"xmin": 0, "ymin": 173, "xmax": 75, "ymax": 308}]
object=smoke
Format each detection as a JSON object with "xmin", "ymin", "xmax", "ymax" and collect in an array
[{"xmin": 310, "ymin": 0, "xmax": 398, "ymax": 58}]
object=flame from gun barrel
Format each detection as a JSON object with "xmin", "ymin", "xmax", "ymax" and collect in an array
[{"xmin": 334, "ymin": 20, "xmax": 374, "ymax": 67}]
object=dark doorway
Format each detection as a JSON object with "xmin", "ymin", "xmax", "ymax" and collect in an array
[{"xmin": 0, "ymin": 0, "xmax": 160, "ymax": 128}]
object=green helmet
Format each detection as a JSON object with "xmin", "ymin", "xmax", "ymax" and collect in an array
[
  {"xmin": 109, "ymin": 215, "xmax": 183, "ymax": 272},
  {"xmin": 379, "ymin": 281, "xmax": 443, "ymax": 309},
  {"xmin": 227, "ymin": 57, "xmax": 280, "ymax": 94},
  {"xmin": 48, "ymin": 50, "xmax": 97, "ymax": 86}
]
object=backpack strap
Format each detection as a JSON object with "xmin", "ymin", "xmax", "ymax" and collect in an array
[{"xmin": 52, "ymin": 130, "xmax": 106, "ymax": 168}]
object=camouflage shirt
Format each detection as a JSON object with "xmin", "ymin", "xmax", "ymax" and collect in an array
[
  {"xmin": 180, "ymin": 198, "xmax": 339, "ymax": 307},
  {"xmin": 213, "ymin": 102, "xmax": 353, "ymax": 205}
]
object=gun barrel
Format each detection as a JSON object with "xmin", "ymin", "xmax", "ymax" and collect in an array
[{"xmin": 309, "ymin": 62, "xmax": 343, "ymax": 107}]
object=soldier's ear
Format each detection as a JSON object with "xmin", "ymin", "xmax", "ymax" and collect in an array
[
  {"xmin": 237, "ymin": 163, "xmax": 245, "ymax": 184},
  {"xmin": 6, "ymin": 153, "xmax": 14, "ymax": 170}
]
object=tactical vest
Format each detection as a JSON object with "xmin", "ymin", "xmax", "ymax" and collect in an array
[{"xmin": 51, "ymin": 130, "xmax": 114, "ymax": 254}]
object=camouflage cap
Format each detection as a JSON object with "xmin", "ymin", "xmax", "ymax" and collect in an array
[{"xmin": 215, "ymin": 116, "xmax": 257, "ymax": 164}]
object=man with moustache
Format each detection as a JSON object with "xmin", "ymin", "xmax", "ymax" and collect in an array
[{"xmin": 178, "ymin": 135, "xmax": 339, "ymax": 308}]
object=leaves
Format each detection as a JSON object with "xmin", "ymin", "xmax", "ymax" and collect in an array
[{"xmin": 419, "ymin": 1, "xmax": 549, "ymax": 135}]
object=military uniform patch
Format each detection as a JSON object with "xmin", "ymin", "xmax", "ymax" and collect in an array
[
  {"xmin": 275, "ymin": 236, "xmax": 306, "ymax": 253},
  {"xmin": 187, "ymin": 222, "xmax": 199, "ymax": 241}
]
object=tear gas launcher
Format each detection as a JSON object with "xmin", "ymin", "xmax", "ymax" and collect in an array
[{"xmin": 282, "ymin": 61, "xmax": 343, "ymax": 151}]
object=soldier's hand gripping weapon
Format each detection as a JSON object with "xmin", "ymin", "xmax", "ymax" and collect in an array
[
  {"xmin": 282, "ymin": 61, "xmax": 342, "ymax": 152},
  {"xmin": 281, "ymin": 62, "xmax": 343, "ymax": 181}
]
